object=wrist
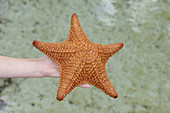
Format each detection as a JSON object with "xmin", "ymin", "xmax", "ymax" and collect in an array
[
  {"xmin": 33, "ymin": 57, "xmax": 46, "ymax": 78},
  {"xmin": 38, "ymin": 56, "xmax": 60, "ymax": 78}
]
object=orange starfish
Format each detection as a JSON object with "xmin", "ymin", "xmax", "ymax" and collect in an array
[{"xmin": 32, "ymin": 13, "xmax": 123, "ymax": 101}]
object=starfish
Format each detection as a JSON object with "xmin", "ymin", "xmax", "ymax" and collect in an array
[{"xmin": 32, "ymin": 13, "xmax": 123, "ymax": 101}]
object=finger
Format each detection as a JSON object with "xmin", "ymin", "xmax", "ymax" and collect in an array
[{"xmin": 79, "ymin": 84, "xmax": 90, "ymax": 88}]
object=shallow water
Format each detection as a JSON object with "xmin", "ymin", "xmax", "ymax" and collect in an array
[{"xmin": 0, "ymin": 0, "xmax": 169, "ymax": 113}]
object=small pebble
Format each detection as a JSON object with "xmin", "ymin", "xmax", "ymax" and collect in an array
[{"xmin": 0, "ymin": 99, "xmax": 7, "ymax": 109}]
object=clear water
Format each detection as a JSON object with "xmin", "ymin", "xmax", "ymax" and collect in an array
[{"xmin": 0, "ymin": 0, "xmax": 169, "ymax": 113}]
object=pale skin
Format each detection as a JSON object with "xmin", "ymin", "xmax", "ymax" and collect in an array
[{"xmin": 0, "ymin": 55, "xmax": 90, "ymax": 88}]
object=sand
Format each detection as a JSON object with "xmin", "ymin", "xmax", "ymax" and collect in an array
[{"xmin": 0, "ymin": 0, "xmax": 169, "ymax": 113}]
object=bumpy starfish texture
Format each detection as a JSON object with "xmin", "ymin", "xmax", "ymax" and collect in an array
[{"xmin": 33, "ymin": 13, "xmax": 123, "ymax": 101}]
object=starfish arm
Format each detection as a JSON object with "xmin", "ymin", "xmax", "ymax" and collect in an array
[
  {"xmin": 98, "ymin": 43, "xmax": 123, "ymax": 62},
  {"xmin": 65, "ymin": 14, "xmax": 91, "ymax": 44},
  {"xmin": 33, "ymin": 40, "xmax": 77, "ymax": 65},
  {"xmin": 88, "ymin": 59, "xmax": 118, "ymax": 99},
  {"xmin": 56, "ymin": 57, "xmax": 85, "ymax": 101},
  {"xmin": 99, "ymin": 43, "xmax": 123, "ymax": 54},
  {"xmin": 32, "ymin": 40, "xmax": 76, "ymax": 53}
]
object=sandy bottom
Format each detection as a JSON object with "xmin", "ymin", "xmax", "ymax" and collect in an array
[{"xmin": 0, "ymin": 0, "xmax": 169, "ymax": 113}]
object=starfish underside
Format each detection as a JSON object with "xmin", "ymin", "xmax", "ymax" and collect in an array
[{"xmin": 33, "ymin": 14, "xmax": 123, "ymax": 101}]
